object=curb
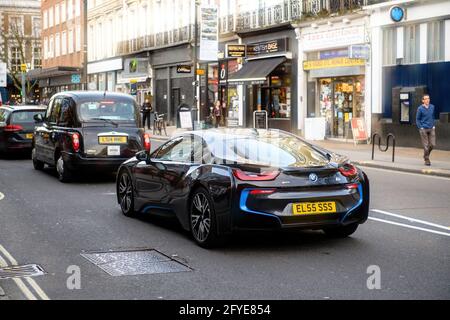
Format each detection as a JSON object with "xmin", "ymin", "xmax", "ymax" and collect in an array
[
  {"xmin": 354, "ymin": 161, "xmax": 450, "ymax": 178},
  {"xmin": 0, "ymin": 284, "xmax": 7, "ymax": 300}
]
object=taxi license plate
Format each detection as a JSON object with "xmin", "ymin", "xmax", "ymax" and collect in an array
[
  {"xmin": 99, "ymin": 136, "xmax": 127, "ymax": 144},
  {"xmin": 26, "ymin": 133, "xmax": 34, "ymax": 139},
  {"xmin": 293, "ymin": 202, "xmax": 337, "ymax": 215}
]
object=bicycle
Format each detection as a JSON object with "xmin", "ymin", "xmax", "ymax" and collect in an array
[{"xmin": 153, "ymin": 112, "xmax": 167, "ymax": 136}]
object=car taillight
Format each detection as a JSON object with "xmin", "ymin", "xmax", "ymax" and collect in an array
[
  {"xmin": 346, "ymin": 183, "xmax": 359, "ymax": 190},
  {"xmin": 233, "ymin": 169, "xmax": 280, "ymax": 181},
  {"xmin": 4, "ymin": 124, "xmax": 23, "ymax": 132},
  {"xmin": 249, "ymin": 189, "xmax": 276, "ymax": 195},
  {"xmin": 339, "ymin": 163, "xmax": 358, "ymax": 178},
  {"xmin": 71, "ymin": 133, "xmax": 80, "ymax": 152},
  {"xmin": 143, "ymin": 133, "xmax": 151, "ymax": 152}
]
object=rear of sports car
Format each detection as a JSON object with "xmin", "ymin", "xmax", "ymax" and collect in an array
[
  {"xmin": 230, "ymin": 165, "xmax": 369, "ymax": 231},
  {"xmin": 207, "ymin": 130, "xmax": 370, "ymax": 233}
]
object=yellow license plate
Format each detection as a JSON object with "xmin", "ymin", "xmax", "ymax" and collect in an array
[
  {"xmin": 26, "ymin": 133, "xmax": 34, "ymax": 139},
  {"xmin": 99, "ymin": 136, "xmax": 127, "ymax": 144},
  {"xmin": 293, "ymin": 202, "xmax": 337, "ymax": 215}
]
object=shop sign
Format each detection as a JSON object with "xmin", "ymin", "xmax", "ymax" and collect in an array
[
  {"xmin": 302, "ymin": 25, "xmax": 366, "ymax": 51},
  {"xmin": 200, "ymin": 5, "xmax": 219, "ymax": 61},
  {"xmin": 320, "ymin": 49, "xmax": 348, "ymax": 60},
  {"xmin": 226, "ymin": 44, "xmax": 246, "ymax": 58},
  {"xmin": 247, "ymin": 39, "xmax": 287, "ymax": 57},
  {"xmin": 177, "ymin": 65, "xmax": 192, "ymax": 74},
  {"xmin": 71, "ymin": 74, "xmax": 81, "ymax": 84},
  {"xmin": 196, "ymin": 69, "xmax": 206, "ymax": 76},
  {"xmin": 349, "ymin": 45, "xmax": 370, "ymax": 60},
  {"xmin": 351, "ymin": 118, "xmax": 368, "ymax": 142},
  {"xmin": 303, "ymin": 57, "xmax": 365, "ymax": 71},
  {"xmin": 390, "ymin": 6, "xmax": 406, "ymax": 23},
  {"xmin": 0, "ymin": 63, "xmax": 7, "ymax": 87},
  {"xmin": 123, "ymin": 58, "xmax": 149, "ymax": 77}
]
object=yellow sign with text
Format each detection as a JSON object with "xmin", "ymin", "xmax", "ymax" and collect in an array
[{"xmin": 303, "ymin": 58, "xmax": 365, "ymax": 71}]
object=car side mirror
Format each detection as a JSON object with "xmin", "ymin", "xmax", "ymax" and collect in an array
[
  {"xmin": 34, "ymin": 114, "xmax": 44, "ymax": 123},
  {"xmin": 136, "ymin": 150, "xmax": 149, "ymax": 162}
]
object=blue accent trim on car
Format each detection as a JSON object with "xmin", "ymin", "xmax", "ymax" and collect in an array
[
  {"xmin": 142, "ymin": 205, "xmax": 173, "ymax": 214},
  {"xmin": 340, "ymin": 184, "xmax": 364, "ymax": 223},
  {"xmin": 239, "ymin": 189, "xmax": 282, "ymax": 223}
]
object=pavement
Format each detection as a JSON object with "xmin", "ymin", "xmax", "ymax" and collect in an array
[
  {"xmin": 147, "ymin": 126, "xmax": 450, "ymax": 178},
  {"xmin": 0, "ymin": 146, "xmax": 449, "ymax": 300}
]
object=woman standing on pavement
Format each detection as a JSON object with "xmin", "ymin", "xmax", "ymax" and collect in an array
[{"xmin": 213, "ymin": 100, "xmax": 221, "ymax": 128}]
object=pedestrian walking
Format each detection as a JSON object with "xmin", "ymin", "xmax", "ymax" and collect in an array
[
  {"xmin": 213, "ymin": 101, "xmax": 221, "ymax": 128},
  {"xmin": 141, "ymin": 98, "xmax": 153, "ymax": 130},
  {"xmin": 416, "ymin": 94, "xmax": 436, "ymax": 166}
]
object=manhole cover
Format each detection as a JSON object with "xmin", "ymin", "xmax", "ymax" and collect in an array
[
  {"xmin": 81, "ymin": 249, "xmax": 192, "ymax": 277},
  {"xmin": 0, "ymin": 264, "xmax": 46, "ymax": 279}
]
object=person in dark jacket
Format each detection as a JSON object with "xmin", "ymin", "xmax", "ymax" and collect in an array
[
  {"xmin": 141, "ymin": 98, "xmax": 153, "ymax": 130},
  {"xmin": 416, "ymin": 94, "xmax": 436, "ymax": 166}
]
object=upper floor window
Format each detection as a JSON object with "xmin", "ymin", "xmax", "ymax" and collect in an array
[
  {"xmin": 382, "ymin": 27, "xmax": 397, "ymax": 66},
  {"xmin": 68, "ymin": 0, "xmax": 73, "ymax": 20},
  {"xmin": 10, "ymin": 47, "xmax": 21, "ymax": 73},
  {"xmin": 33, "ymin": 47, "xmax": 42, "ymax": 69},
  {"xmin": 43, "ymin": 10, "xmax": 48, "ymax": 29},
  {"xmin": 55, "ymin": 4, "xmax": 60, "ymax": 25},
  {"xmin": 75, "ymin": 0, "xmax": 80, "ymax": 17},
  {"xmin": 9, "ymin": 16, "xmax": 24, "ymax": 35},
  {"xmin": 428, "ymin": 20, "xmax": 445, "ymax": 62},
  {"xmin": 61, "ymin": 0, "xmax": 66, "ymax": 22},
  {"xmin": 32, "ymin": 17, "xmax": 41, "ymax": 38},
  {"xmin": 49, "ymin": 7, "xmax": 54, "ymax": 27},
  {"xmin": 404, "ymin": 24, "xmax": 420, "ymax": 64}
]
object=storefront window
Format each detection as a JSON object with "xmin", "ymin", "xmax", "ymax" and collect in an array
[
  {"xmin": 98, "ymin": 73, "xmax": 106, "ymax": 91},
  {"xmin": 259, "ymin": 62, "xmax": 291, "ymax": 119}
]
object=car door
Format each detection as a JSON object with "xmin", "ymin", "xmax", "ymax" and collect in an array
[
  {"xmin": 134, "ymin": 135, "xmax": 202, "ymax": 207},
  {"xmin": 34, "ymin": 100, "xmax": 54, "ymax": 163},
  {"xmin": 0, "ymin": 108, "xmax": 11, "ymax": 150},
  {"xmin": 47, "ymin": 97, "xmax": 63, "ymax": 164}
]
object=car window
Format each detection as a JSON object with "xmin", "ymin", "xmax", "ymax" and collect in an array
[
  {"xmin": 11, "ymin": 111, "xmax": 45, "ymax": 124},
  {"xmin": 58, "ymin": 98, "xmax": 75, "ymax": 127},
  {"xmin": 154, "ymin": 136, "xmax": 203, "ymax": 163},
  {"xmin": 78, "ymin": 100, "xmax": 137, "ymax": 122},
  {"xmin": 45, "ymin": 100, "xmax": 53, "ymax": 121},
  {"xmin": 48, "ymin": 98, "xmax": 62, "ymax": 124}
]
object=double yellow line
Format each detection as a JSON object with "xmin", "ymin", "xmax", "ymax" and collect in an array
[{"xmin": 0, "ymin": 244, "xmax": 50, "ymax": 300}]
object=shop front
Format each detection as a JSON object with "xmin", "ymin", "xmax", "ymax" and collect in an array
[
  {"xmin": 87, "ymin": 57, "xmax": 123, "ymax": 94},
  {"xmin": 224, "ymin": 34, "xmax": 297, "ymax": 132},
  {"xmin": 297, "ymin": 19, "xmax": 371, "ymax": 140}
]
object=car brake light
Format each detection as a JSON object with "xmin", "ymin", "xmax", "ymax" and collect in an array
[
  {"xmin": 143, "ymin": 133, "xmax": 151, "ymax": 152},
  {"xmin": 4, "ymin": 124, "xmax": 23, "ymax": 132},
  {"xmin": 249, "ymin": 189, "xmax": 276, "ymax": 195},
  {"xmin": 346, "ymin": 183, "xmax": 359, "ymax": 190},
  {"xmin": 71, "ymin": 133, "xmax": 80, "ymax": 152},
  {"xmin": 233, "ymin": 169, "xmax": 280, "ymax": 181},
  {"xmin": 339, "ymin": 163, "xmax": 358, "ymax": 178}
]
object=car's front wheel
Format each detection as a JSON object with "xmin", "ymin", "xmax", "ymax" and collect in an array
[
  {"xmin": 323, "ymin": 223, "xmax": 359, "ymax": 238},
  {"xmin": 190, "ymin": 188, "xmax": 222, "ymax": 248},
  {"xmin": 118, "ymin": 171, "xmax": 136, "ymax": 217},
  {"xmin": 32, "ymin": 148, "xmax": 45, "ymax": 170}
]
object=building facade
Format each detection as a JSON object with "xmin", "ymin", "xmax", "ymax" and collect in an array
[
  {"xmin": 367, "ymin": 0, "xmax": 450, "ymax": 150},
  {"xmin": 0, "ymin": 0, "xmax": 41, "ymax": 104},
  {"xmin": 29, "ymin": 0, "xmax": 86, "ymax": 101}
]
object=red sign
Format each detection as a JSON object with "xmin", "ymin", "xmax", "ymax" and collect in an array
[{"xmin": 351, "ymin": 118, "xmax": 368, "ymax": 141}]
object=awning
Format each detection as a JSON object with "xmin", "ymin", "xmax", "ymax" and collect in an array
[
  {"xmin": 27, "ymin": 66, "xmax": 81, "ymax": 81},
  {"xmin": 227, "ymin": 57, "xmax": 286, "ymax": 84}
]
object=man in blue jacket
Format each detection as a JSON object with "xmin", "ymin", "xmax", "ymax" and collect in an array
[{"xmin": 416, "ymin": 94, "xmax": 436, "ymax": 166}]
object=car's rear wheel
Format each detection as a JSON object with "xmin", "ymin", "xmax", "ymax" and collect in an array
[
  {"xmin": 56, "ymin": 155, "xmax": 72, "ymax": 183},
  {"xmin": 32, "ymin": 148, "xmax": 45, "ymax": 170},
  {"xmin": 323, "ymin": 223, "xmax": 359, "ymax": 238},
  {"xmin": 118, "ymin": 171, "xmax": 136, "ymax": 217},
  {"xmin": 190, "ymin": 188, "xmax": 222, "ymax": 248}
]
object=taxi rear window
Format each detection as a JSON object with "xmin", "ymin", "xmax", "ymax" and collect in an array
[{"xmin": 78, "ymin": 101, "xmax": 137, "ymax": 122}]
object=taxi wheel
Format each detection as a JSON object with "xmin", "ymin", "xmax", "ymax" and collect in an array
[
  {"xmin": 323, "ymin": 223, "xmax": 359, "ymax": 238},
  {"xmin": 32, "ymin": 148, "xmax": 44, "ymax": 170},
  {"xmin": 56, "ymin": 155, "xmax": 72, "ymax": 183}
]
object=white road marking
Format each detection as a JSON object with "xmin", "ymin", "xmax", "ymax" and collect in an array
[
  {"xmin": 0, "ymin": 244, "xmax": 49, "ymax": 300},
  {"xmin": 372, "ymin": 209, "xmax": 450, "ymax": 232},
  {"xmin": 0, "ymin": 252, "xmax": 37, "ymax": 300},
  {"xmin": 360, "ymin": 166, "xmax": 450, "ymax": 181},
  {"xmin": 369, "ymin": 217, "xmax": 450, "ymax": 237},
  {"xmin": 0, "ymin": 192, "xmax": 4, "ymax": 201}
]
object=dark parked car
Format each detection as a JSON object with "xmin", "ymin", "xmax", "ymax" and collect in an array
[
  {"xmin": 0, "ymin": 105, "xmax": 47, "ymax": 154},
  {"xmin": 116, "ymin": 129, "xmax": 370, "ymax": 248},
  {"xmin": 32, "ymin": 91, "xmax": 150, "ymax": 182}
]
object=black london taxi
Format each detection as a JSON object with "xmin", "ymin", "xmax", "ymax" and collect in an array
[
  {"xmin": 0, "ymin": 105, "xmax": 47, "ymax": 154},
  {"xmin": 32, "ymin": 91, "xmax": 150, "ymax": 182}
]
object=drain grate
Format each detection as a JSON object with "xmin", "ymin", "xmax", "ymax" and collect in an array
[
  {"xmin": 81, "ymin": 249, "xmax": 192, "ymax": 277},
  {"xmin": 0, "ymin": 264, "xmax": 46, "ymax": 279}
]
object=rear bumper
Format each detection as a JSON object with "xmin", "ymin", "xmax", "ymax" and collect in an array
[
  {"xmin": 62, "ymin": 152, "xmax": 128, "ymax": 172},
  {"xmin": 4, "ymin": 138, "xmax": 33, "ymax": 150},
  {"xmin": 232, "ymin": 184, "xmax": 369, "ymax": 231}
]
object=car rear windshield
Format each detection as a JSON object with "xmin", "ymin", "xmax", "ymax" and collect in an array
[
  {"xmin": 78, "ymin": 100, "xmax": 137, "ymax": 122},
  {"xmin": 11, "ymin": 110, "xmax": 45, "ymax": 123},
  {"xmin": 209, "ymin": 134, "xmax": 329, "ymax": 168}
]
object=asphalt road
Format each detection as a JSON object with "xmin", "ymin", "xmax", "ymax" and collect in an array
[{"xmin": 0, "ymin": 141, "xmax": 449, "ymax": 300}]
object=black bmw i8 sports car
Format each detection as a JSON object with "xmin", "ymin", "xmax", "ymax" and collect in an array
[{"xmin": 116, "ymin": 129, "xmax": 370, "ymax": 248}]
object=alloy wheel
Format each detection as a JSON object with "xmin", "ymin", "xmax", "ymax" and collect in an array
[
  {"xmin": 119, "ymin": 173, "xmax": 133, "ymax": 214},
  {"xmin": 191, "ymin": 193, "xmax": 212, "ymax": 243}
]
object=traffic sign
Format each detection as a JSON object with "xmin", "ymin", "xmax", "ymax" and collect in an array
[{"xmin": 21, "ymin": 64, "xmax": 27, "ymax": 72}]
